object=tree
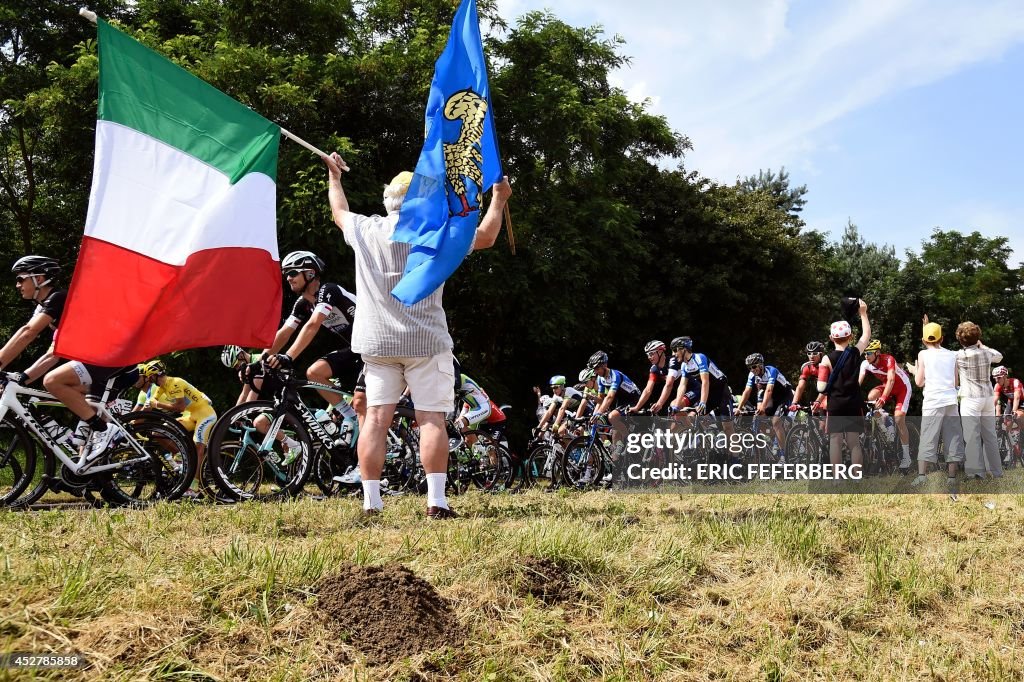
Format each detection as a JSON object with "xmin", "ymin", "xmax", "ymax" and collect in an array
[{"xmin": 737, "ymin": 167, "xmax": 808, "ymax": 218}]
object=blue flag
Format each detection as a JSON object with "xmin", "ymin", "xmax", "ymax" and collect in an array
[{"xmin": 390, "ymin": 0, "xmax": 503, "ymax": 306}]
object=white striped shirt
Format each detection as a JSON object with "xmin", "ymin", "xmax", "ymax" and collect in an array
[{"xmin": 343, "ymin": 212, "xmax": 453, "ymax": 357}]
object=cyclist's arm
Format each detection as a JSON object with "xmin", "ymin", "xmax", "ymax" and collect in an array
[
  {"xmin": 538, "ymin": 401, "xmax": 558, "ymax": 430},
  {"xmin": 283, "ymin": 311, "xmax": 326, "ymax": 361},
  {"xmin": 881, "ymin": 368, "xmax": 895, "ymax": 402},
  {"xmin": 0, "ymin": 312, "xmax": 53, "ymax": 370},
  {"xmin": 736, "ymin": 385, "xmax": 753, "ymax": 411},
  {"xmin": 758, "ymin": 383, "xmax": 774, "ymax": 411},
  {"xmin": 20, "ymin": 348, "xmax": 60, "ymax": 383},
  {"xmin": 792, "ymin": 378, "xmax": 806, "ymax": 405},
  {"xmin": 699, "ymin": 372, "xmax": 710, "ymax": 405},
  {"xmin": 596, "ymin": 389, "xmax": 616, "ymax": 415},
  {"xmin": 266, "ymin": 323, "xmax": 297, "ymax": 356},
  {"xmin": 653, "ymin": 374, "xmax": 676, "ymax": 412},
  {"xmin": 553, "ymin": 400, "xmax": 570, "ymax": 429},
  {"xmin": 1013, "ymin": 386, "xmax": 1021, "ymax": 414},
  {"xmin": 632, "ymin": 377, "xmax": 656, "ymax": 412}
]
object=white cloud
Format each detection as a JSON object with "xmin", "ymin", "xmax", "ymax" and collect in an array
[{"xmin": 496, "ymin": 0, "xmax": 1024, "ymax": 183}]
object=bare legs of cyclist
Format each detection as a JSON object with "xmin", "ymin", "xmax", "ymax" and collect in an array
[{"xmin": 830, "ymin": 431, "xmax": 864, "ymax": 468}]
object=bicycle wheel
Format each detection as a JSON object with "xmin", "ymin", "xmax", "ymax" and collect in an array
[
  {"xmin": 0, "ymin": 417, "xmax": 36, "ymax": 506},
  {"xmin": 464, "ymin": 430, "xmax": 507, "ymax": 491},
  {"xmin": 525, "ymin": 441, "xmax": 561, "ymax": 489},
  {"xmin": 128, "ymin": 410, "xmax": 198, "ymax": 500},
  {"xmin": 102, "ymin": 412, "xmax": 196, "ymax": 507},
  {"xmin": 785, "ymin": 424, "xmax": 815, "ymax": 466},
  {"xmin": 561, "ymin": 436, "xmax": 605, "ymax": 488},
  {"xmin": 207, "ymin": 401, "xmax": 312, "ymax": 501}
]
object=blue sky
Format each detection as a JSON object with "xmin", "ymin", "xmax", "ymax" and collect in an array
[{"xmin": 494, "ymin": 0, "xmax": 1024, "ymax": 262}]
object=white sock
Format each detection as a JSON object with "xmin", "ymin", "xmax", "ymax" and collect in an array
[
  {"xmin": 902, "ymin": 443, "xmax": 910, "ymax": 457},
  {"xmin": 334, "ymin": 401, "xmax": 357, "ymax": 420},
  {"xmin": 362, "ymin": 480, "xmax": 382, "ymax": 510},
  {"xmin": 426, "ymin": 473, "xmax": 448, "ymax": 509}
]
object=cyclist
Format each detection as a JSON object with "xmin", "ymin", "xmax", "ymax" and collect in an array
[
  {"xmin": 790, "ymin": 341, "xmax": 827, "ymax": 413},
  {"xmin": 668, "ymin": 336, "xmax": 736, "ymax": 437},
  {"xmin": 993, "ymin": 366, "xmax": 1023, "ymax": 464},
  {"xmin": 221, "ymin": 345, "xmax": 264, "ymax": 405},
  {"xmin": 537, "ymin": 375, "xmax": 582, "ymax": 432},
  {"xmin": 588, "ymin": 350, "xmax": 640, "ymax": 458},
  {"xmin": 0, "ymin": 256, "xmax": 66, "ymax": 385},
  {"xmin": 42, "ymin": 361, "xmax": 142, "ymax": 461},
  {"xmin": 552, "ymin": 369, "xmax": 599, "ymax": 436},
  {"xmin": 859, "ymin": 339, "xmax": 913, "ymax": 469},
  {"xmin": 264, "ymin": 251, "xmax": 362, "ymax": 444},
  {"xmin": 133, "ymin": 360, "xmax": 218, "ymax": 499},
  {"xmin": 736, "ymin": 353, "xmax": 794, "ymax": 462},
  {"xmin": 630, "ymin": 340, "xmax": 670, "ymax": 415}
]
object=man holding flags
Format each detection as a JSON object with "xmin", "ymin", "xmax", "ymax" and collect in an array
[{"xmin": 324, "ymin": 0, "xmax": 510, "ymax": 519}]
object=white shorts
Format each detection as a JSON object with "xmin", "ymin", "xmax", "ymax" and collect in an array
[{"xmin": 362, "ymin": 351, "xmax": 455, "ymax": 413}]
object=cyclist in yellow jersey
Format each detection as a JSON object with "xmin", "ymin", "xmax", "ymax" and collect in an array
[{"xmin": 134, "ymin": 360, "xmax": 217, "ymax": 498}]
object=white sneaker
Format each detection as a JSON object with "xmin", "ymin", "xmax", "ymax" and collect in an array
[
  {"xmin": 899, "ymin": 454, "xmax": 912, "ymax": 469},
  {"xmin": 84, "ymin": 426, "xmax": 117, "ymax": 462},
  {"xmin": 333, "ymin": 465, "xmax": 361, "ymax": 485},
  {"xmin": 281, "ymin": 442, "xmax": 302, "ymax": 466}
]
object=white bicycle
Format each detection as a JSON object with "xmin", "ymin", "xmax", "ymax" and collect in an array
[{"xmin": 0, "ymin": 370, "xmax": 196, "ymax": 507}]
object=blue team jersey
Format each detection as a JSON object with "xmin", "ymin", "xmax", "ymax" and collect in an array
[
  {"xmin": 671, "ymin": 353, "xmax": 728, "ymax": 382},
  {"xmin": 745, "ymin": 365, "xmax": 792, "ymax": 390},
  {"xmin": 597, "ymin": 369, "xmax": 639, "ymax": 396}
]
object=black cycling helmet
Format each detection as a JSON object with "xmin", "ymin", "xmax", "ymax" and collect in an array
[
  {"xmin": 745, "ymin": 352, "xmax": 765, "ymax": 368},
  {"xmin": 670, "ymin": 336, "xmax": 693, "ymax": 351},
  {"xmin": 281, "ymin": 250, "xmax": 325, "ymax": 275},
  {"xmin": 805, "ymin": 341, "xmax": 825, "ymax": 354},
  {"xmin": 12, "ymin": 255, "xmax": 60, "ymax": 277},
  {"xmin": 587, "ymin": 350, "xmax": 609, "ymax": 369}
]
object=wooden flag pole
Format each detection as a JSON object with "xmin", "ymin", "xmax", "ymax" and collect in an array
[
  {"xmin": 503, "ymin": 203, "xmax": 516, "ymax": 254},
  {"xmin": 78, "ymin": 8, "xmax": 348, "ymax": 171}
]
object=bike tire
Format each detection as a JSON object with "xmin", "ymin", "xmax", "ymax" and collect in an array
[
  {"xmin": 207, "ymin": 401, "xmax": 312, "ymax": 501},
  {"xmin": 525, "ymin": 441, "xmax": 560, "ymax": 489},
  {"xmin": 102, "ymin": 411, "xmax": 197, "ymax": 507},
  {"xmin": 561, "ymin": 436, "xmax": 605, "ymax": 488},
  {"xmin": 0, "ymin": 417, "xmax": 37, "ymax": 506}
]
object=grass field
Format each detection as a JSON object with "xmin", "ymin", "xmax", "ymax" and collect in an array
[{"xmin": 2, "ymin": 486, "xmax": 1023, "ymax": 681}]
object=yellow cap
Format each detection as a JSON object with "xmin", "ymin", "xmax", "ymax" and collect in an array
[
  {"xmin": 389, "ymin": 171, "xmax": 414, "ymax": 189},
  {"xmin": 922, "ymin": 322, "xmax": 942, "ymax": 343}
]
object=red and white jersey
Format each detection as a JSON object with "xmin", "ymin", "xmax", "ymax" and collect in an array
[
  {"xmin": 860, "ymin": 353, "xmax": 912, "ymax": 391},
  {"xmin": 995, "ymin": 378, "xmax": 1024, "ymax": 402}
]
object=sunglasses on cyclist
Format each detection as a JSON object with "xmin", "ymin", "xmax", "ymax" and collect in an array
[
  {"xmin": 14, "ymin": 274, "xmax": 38, "ymax": 284},
  {"xmin": 807, "ymin": 351, "xmax": 821, "ymax": 357},
  {"xmin": 283, "ymin": 269, "xmax": 308, "ymax": 279}
]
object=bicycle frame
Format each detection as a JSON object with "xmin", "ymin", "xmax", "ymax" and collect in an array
[{"xmin": 0, "ymin": 381, "xmax": 150, "ymax": 476}]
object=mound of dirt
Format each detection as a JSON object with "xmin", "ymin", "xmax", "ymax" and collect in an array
[
  {"xmin": 513, "ymin": 556, "xmax": 576, "ymax": 604},
  {"xmin": 316, "ymin": 564, "xmax": 458, "ymax": 663}
]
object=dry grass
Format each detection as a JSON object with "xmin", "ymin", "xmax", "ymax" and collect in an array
[{"xmin": 1, "ymin": 488, "xmax": 1024, "ymax": 681}]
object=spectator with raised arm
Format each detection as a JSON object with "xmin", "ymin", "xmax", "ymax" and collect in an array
[
  {"xmin": 816, "ymin": 300, "xmax": 871, "ymax": 469},
  {"xmin": 324, "ymin": 152, "xmax": 511, "ymax": 518},
  {"xmin": 907, "ymin": 315, "xmax": 965, "ymax": 495}
]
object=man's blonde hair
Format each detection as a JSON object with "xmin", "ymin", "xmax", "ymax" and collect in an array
[{"xmin": 383, "ymin": 171, "xmax": 413, "ymax": 215}]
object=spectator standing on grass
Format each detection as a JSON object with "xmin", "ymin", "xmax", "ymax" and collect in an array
[
  {"xmin": 909, "ymin": 315, "xmax": 965, "ymax": 494},
  {"xmin": 954, "ymin": 322, "xmax": 1003, "ymax": 478},
  {"xmin": 324, "ymin": 152, "xmax": 512, "ymax": 519},
  {"xmin": 816, "ymin": 299, "xmax": 871, "ymax": 468}
]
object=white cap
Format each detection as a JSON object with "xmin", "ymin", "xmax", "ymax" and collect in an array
[{"xmin": 830, "ymin": 320, "xmax": 852, "ymax": 339}]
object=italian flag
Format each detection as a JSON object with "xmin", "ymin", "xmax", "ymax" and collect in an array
[{"xmin": 55, "ymin": 19, "xmax": 282, "ymax": 366}]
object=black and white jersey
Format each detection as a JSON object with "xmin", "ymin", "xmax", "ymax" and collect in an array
[{"xmin": 285, "ymin": 283, "xmax": 357, "ymax": 348}]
